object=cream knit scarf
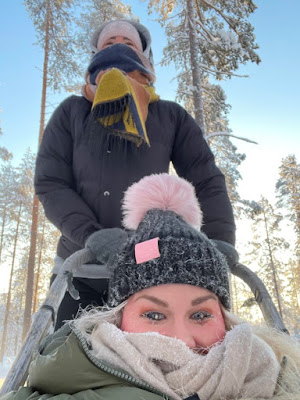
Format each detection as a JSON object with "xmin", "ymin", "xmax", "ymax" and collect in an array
[{"xmin": 89, "ymin": 322, "xmax": 280, "ymax": 400}]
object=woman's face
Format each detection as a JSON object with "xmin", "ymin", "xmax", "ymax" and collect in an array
[{"xmin": 121, "ymin": 284, "xmax": 226, "ymax": 353}]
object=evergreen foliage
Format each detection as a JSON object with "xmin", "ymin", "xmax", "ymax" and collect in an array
[
  {"xmin": 75, "ymin": 0, "xmax": 134, "ymax": 71},
  {"xmin": 0, "ymin": 152, "xmax": 59, "ymax": 363},
  {"xmin": 0, "ymin": 110, "xmax": 12, "ymax": 162},
  {"xmin": 276, "ymin": 155, "xmax": 300, "ymax": 329},
  {"xmin": 276, "ymin": 155, "xmax": 300, "ymax": 245},
  {"xmin": 145, "ymin": 0, "xmax": 260, "ymax": 131},
  {"xmin": 143, "ymin": 0, "xmax": 259, "ymax": 214},
  {"xmin": 24, "ymin": 0, "xmax": 81, "ymax": 92},
  {"xmin": 244, "ymin": 196, "xmax": 299, "ymax": 333}
]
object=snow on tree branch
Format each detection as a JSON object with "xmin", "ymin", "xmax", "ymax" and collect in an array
[{"xmin": 206, "ymin": 131, "xmax": 258, "ymax": 144}]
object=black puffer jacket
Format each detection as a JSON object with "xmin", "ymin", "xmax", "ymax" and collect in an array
[{"xmin": 35, "ymin": 95, "xmax": 235, "ymax": 259}]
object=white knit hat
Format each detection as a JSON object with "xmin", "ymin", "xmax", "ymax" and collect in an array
[
  {"xmin": 91, "ymin": 19, "xmax": 154, "ymax": 66},
  {"xmin": 96, "ymin": 21, "xmax": 143, "ymax": 52}
]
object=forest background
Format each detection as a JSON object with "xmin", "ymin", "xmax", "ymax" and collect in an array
[{"xmin": 0, "ymin": 0, "xmax": 299, "ymax": 379}]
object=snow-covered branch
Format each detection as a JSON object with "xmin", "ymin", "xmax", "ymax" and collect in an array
[
  {"xmin": 199, "ymin": 63, "xmax": 249, "ymax": 78},
  {"xmin": 201, "ymin": 88, "xmax": 226, "ymax": 107},
  {"xmin": 199, "ymin": 0, "xmax": 240, "ymax": 36},
  {"xmin": 194, "ymin": 19, "xmax": 215, "ymax": 43},
  {"xmin": 170, "ymin": 69, "xmax": 192, "ymax": 81},
  {"xmin": 177, "ymin": 90, "xmax": 193, "ymax": 97},
  {"xmin": 194, "ymin": 0, "xmax": 216, "ymax": 40},
  {"xmin": 206, "ymin": 131, "xmax": 258, "ymax": 144}
]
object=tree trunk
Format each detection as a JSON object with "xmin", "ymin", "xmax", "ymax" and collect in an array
[
  {"xmin": 22, "ymin": 0, "xmax": 51, "ymax": 341},
  {"xmin": 14, "ymin": 293, "xmax": 24, "ymax": 357},
  {"xmin": 262, "ymin": 206, "xmax": 284, "ymax": 318},
  {"xmin": 290, "ymin": 264, "xmax": 300, "ymax": 310},
  {"xmin": 186, "ymin": 0, "xmax": 206, "ymax": 136},
  {"xmin": 232, "ymin": 275, "xmax": 239, "ymax": 314},
  {"xmin": 0, "ymin": 203, "xmax": 22, "ymax": 362},
  {"xmin": 0, "ymin": 205, "xmax": 7, "ymax": 263},
  {"xmin": 33, "ymin": 217, "xmax": 46, "ymax": 313}
]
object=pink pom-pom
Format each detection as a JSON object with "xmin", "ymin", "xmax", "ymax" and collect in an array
[{"xmin": 122, "ymin": 173, "xmax": 202, "ymax": 230}]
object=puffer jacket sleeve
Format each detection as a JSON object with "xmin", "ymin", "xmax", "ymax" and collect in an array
[
  {"xmin": 171, "ymin": 104, "xmax": 236, "ymax": 245},
  {"xmin": 0, "ymin": 388, "xmax": 42, "ymax": 400},
  {"xmin": 34, "ymin": 97, "xmax": 102, "ymax": 248}
]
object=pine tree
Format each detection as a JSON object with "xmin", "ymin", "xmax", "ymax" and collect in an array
[
  {"xmin": 0, "ymin": 163, "xmax": 17, "ymax": 264},
  {"xmin": 172, "ymin": 73, "xmax": 246, "ymax": 208},
  {"xmin": 210, "ymin": 135, "xmax": 246, "ymax": 212},
  {"xmin": 2, "ymin": 259, "xmax": 28, "ymax": 359},
  {"xmin": 22, "ymin": 0, "xmax": 82, "ymax": 339},
  {"xmin": 0, "ymin": 150, "xmax": 36, "ymax": 360},
  {"xmin": 75, "ymin": 0, "xmax": 133, "ymax": 68},
  {"xmin": 25, "ymin": 0, "xmax": 83, "ymax": 92},
  {"xmin": 144, "ymin": 0, "xmax": 259, "ymax": 210},
  {"xmin": 0, "ymin": 109, "xmax": 13, "ymax": 162},
  {"xmin": 245, "ymin": 197, "xmax": 292, "ymax": 325},
  {"xmin": 0, "ymin": 164, "xmax": 19, "ymax": 362},
  {"xmin": 0, "ymin": 203, "xmax": 22, "ymax": 362},
  {"xmin": 145, "ymin": 0, "xmax": 260, "ymax": 135},
  {"xmin": 276, "ymin": 155, "xmax": 300, "ymax": 329},
  {"xmin": 276, "ymin": 154, "xmax": 300, "ymax": 251}
]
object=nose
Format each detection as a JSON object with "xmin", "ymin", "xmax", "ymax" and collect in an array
[
  {"xmin": 114, "ymin": 36, "xmax": 125, "ymax": 44},
  {"xmin": 166, "ymin": 323, "xmax": 197, "ymax": 350}
]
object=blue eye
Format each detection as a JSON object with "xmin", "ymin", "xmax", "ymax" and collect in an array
[
  {"xmin": 142, "ymin": 311, "xmax": 166, "ymax": 321},
  {"xmin": 191, "ymin": 311, "xmax": 212, "ymax": 322}
]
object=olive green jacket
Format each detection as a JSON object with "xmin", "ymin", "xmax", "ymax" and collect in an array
[
  {"xmin": 2, "ymin": 323, "xmax": 300, "ymax": 400},
  {"xmin": 1, "ymin": 324, "xmax": 167, "ymax": 400}
]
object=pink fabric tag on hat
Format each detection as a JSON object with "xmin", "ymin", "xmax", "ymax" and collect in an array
[{"xmin": 135, "ymin": 237, "xmax": 160, "ymax": 264}]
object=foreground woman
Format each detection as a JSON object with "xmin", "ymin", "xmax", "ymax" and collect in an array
[{"xmin": 2, "ymin": 174, "xmax": 300, "ymax": 400}]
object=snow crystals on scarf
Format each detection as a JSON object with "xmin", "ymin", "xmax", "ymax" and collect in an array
[{"xmin": 88, "ymin": 321, "xmax": 280, "ymax": 400}]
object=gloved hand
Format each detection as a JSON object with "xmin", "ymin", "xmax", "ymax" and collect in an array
[
  {"xmin": 212, "ymin": 239, "xmax": 239, "ymax": 269},
  {"xmin": 85, "ymin": 228, "xmax": 129, "ymax": 264}
]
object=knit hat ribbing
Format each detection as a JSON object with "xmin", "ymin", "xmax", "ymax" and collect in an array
[
  {"xmin": 91, "ymin": 19, "xmax": 154, "ymax": 66},
  {"xmin": 108, "ymin": 174, "xmax": 231, "ymax": 310},
  {"xmin": 96, "ymin": 21, "xmax": 143, "ymax": 53}
]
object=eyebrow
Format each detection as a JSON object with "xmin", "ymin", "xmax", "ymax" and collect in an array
[
  {"xmin": 135, "ymin": 294, "xmax": 217, "ymax": 307},
  {"xmin": 134, "ymin": 295, "xmax": 168, "ymax": 307},
  {"xmin": 106, "ymin": 36, "xmax": 133, "ymax": 41},
  {"xmin": 191, "ymin": 295, "xmax": 217, "ymax": 306}
]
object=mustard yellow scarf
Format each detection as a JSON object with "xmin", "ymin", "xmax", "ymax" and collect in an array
[{"xmin": 82, "ymin": 44, "xmax": 159, "ymax": 147}]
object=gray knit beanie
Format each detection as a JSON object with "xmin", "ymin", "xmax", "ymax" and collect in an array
[
  {"xmin": 108, "ymin": 174, "xmax": 231, "ymax": 310},
  {"xmin": 90, "ymin": 19, "xmax": 154, "ymax": 66}
]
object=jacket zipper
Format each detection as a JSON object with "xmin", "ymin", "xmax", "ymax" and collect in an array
[{"xmin": 73, "ymin": 328, "xmax": 171, "ymax": 400}]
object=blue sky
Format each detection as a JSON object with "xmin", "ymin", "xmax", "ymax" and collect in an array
[{"xmin": 0, "ymin": 0, "xmax": 299, "ymax": 204}]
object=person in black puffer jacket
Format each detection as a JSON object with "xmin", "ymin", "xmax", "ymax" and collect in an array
[{"xmin": 34, "ymin": 19, "xmax": 237, "ymax": 330}]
